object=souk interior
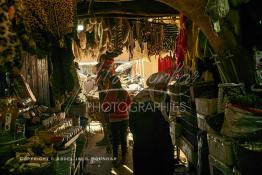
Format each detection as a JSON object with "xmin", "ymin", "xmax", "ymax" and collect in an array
[{"xmin": 0, "ymin": 0, "xmax": 262, "ymax": 175}]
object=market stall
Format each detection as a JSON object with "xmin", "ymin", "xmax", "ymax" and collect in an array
[
  {"xmin": 1, "ymin": 0, "xmax": 262, "ymax": 174},
  {"xmin": 0, "ymin": 73, "xmax": 86, "ymax": 175}
]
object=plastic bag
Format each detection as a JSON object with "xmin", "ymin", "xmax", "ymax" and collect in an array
[
  {"xmin": 205, "ymin": 0, "xmax": 230, "ymax": 32},
  {"xmin": 205, "ymin": 0, "xmax": 230, "ymax": 19},
  {"xmin": 221, "ymin": 104, "xmax": 262, "ymax": 138}
]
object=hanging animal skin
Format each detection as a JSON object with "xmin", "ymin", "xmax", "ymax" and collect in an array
[
  {"xmin": 0, "ymin": 0, "xmax": 21, "ymax": 72},
  {"xmin": 24, "ymin": 0, "xmax": 75, "ymax": 39},
  {"xmin": 122, "ymin": 19, "xmax": 131, "ymax": 44},
  {"xmin": 102, "ymin": 19, "xmax": 109, "ymax": 31},
  {"xmin": 79, "ymin": 31, "xmax": 86, "ymax": 50}
]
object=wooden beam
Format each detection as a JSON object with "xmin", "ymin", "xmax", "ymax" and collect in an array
[
  {"xmin": 78, "ymin": 12, "xmax": 177, "ymax": 19},
  {"xmin": 77, "ymin": 0, "xmax": 178, "ymax": 17}
]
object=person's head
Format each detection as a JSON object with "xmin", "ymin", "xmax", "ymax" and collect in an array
[
  {"xmin": 109, "ymin": 75, "xmax": 122, "ymax": 89},
  {"xmin": 146, "ymin": 72, "xmax": 170, "ymax": 102}
]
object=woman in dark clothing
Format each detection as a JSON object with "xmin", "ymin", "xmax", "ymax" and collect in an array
[
  {"xmin": 102, "ymin": 75, "xmax": 131, "ymax": 166},
  {"xmin": 129, "ymin": 72, "xmax": 175, "ymax": 175}
]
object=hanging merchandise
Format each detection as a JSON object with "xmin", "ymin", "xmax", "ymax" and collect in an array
[
  {"xmin": 141, "ymin": 42, "xmax": 149, "ymax": 60},
  {"xmin": 175, "ymin": 13, "xmax": 186, "ymax": 76},
  {"xmin": 163, "ymin": 24, "xmax": 178, "ymax": 51},
  {"xmin": 205, "ymin": 0, "xmax": 230, "ymax": 32},
  {"xmin": 22, "ymin": 0, "xmax": 76, "ymax": 51},
  {"xmin": 191, "ymin": 24, "xmax": 201, "ymax": 60},
  {"xmin": 133, "ymin": 41, "xmax": 142, "ymax": 58},
  {"xmin": 158, "ymin": 55, "xmax": 174, "ymax": 76},
  {"xmin": 79, "ymin": 31, "xmax": 87, "ymax": 50},
  {"xmin": 0, "ymin": 0, "xmax": 22, "ymax": 72},
  {"xmin": 73, "ymin": 17, "xmax": 179, "ymax": 62},
  {"xmin": 72, "ymin": 40, "xmax": 80, "ymax": 61},
  {"xmin": 158, "ymin": 56, "xmax": 164, "ymax": 72}
]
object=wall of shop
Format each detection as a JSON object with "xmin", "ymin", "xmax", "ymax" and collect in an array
[
  {"xmin": 143, "ymin": 56, "xmax": 158, "ymax": 80},
  {"xmin": 20, "ymin": 52, "xmax": 50, "ymax": 106}
]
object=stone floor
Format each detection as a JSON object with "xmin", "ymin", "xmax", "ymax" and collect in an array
[{"xmin": 82, "ymin": 122, "xmax": 134, "ymax": 175}]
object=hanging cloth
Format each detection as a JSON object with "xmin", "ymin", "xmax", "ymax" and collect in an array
[{"xmin": 175, "ymin": 13, "xmax": 186, "ymax": 74}]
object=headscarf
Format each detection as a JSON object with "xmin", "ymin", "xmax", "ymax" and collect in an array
[
  {"xmin": 146, "ymin": 72, "xmax": 170, "ymax": 88},
  {"xmin": 133, "ymin": 72, "xmax": 171, "ymax": 123}
]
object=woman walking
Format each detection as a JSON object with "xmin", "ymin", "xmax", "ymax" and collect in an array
[{"xmin": 102, "ymin": 75, "xmax": 131, "ymax": 166}]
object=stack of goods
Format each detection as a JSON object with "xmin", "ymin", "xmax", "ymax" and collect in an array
[
  {"xmin": 193, "ymin": 81, "xmax": 262, "ymax": 175},
  {"xmin": 24, "ymin": 105, "xmax": 65, "ymax": 137},
  {"xmin": 218, "ymin": 103, "xmax": 262, "ymax": 175},
  {"xmin": 168, "ymin": 82, "xmax": 199, "ymax": 169},
  {"xmin": 119, "ymin": 74, "xmax": 143, "ymax": 97},
  {"xmin": 0, "ymin": 98, "xmax": 22, "ymax": 140},
  {"xmin": 190, "ymin": 82, "xmax": 219, "ymax": 175},
  {"xmin": 0, "ymin": 98, "xmax": 24, "ymax": 167},
  {"xmin": 38, "ymin": 117, "xmax": 83, "ymax": 149},
  {"xmin": 207, "ymin": 133, "xmax": 234, "ymax": 175},
  {"xmin": 192, "ymin": 82, "xmax": 235, "ymax": 175},
  {"xmin": 1, "ymin": 136, "xmax": 56, "ymax": 175}
]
